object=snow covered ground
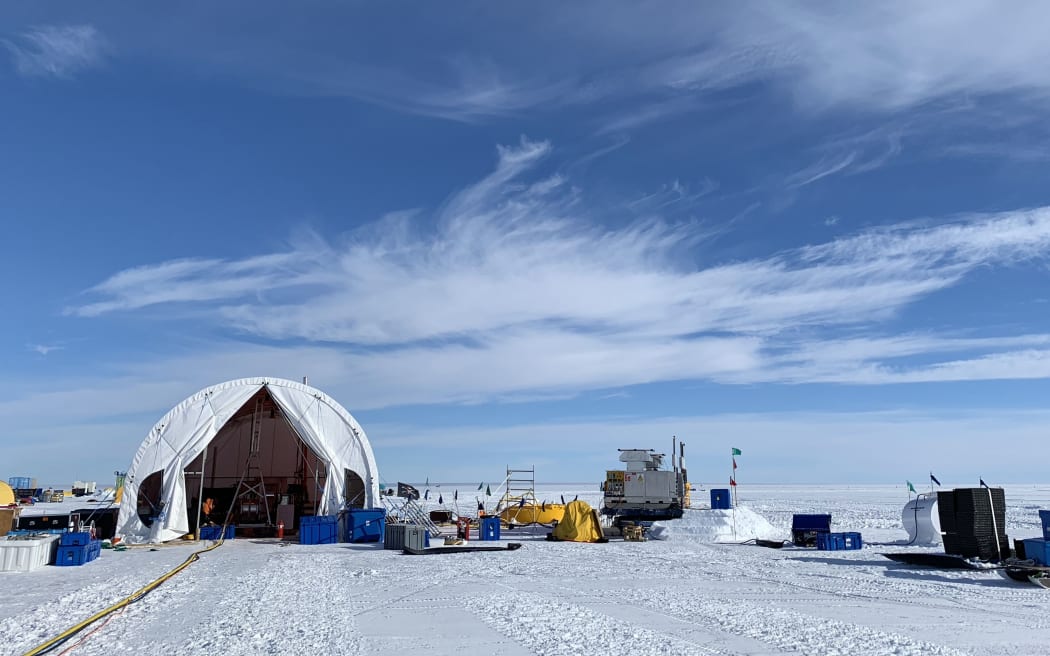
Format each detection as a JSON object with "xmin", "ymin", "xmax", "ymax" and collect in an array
[{"xmin": 1, "ymin": 484, "xmax": 1049, "ymax": 655}]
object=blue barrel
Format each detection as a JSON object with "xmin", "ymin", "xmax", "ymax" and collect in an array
[
  {"xmin": 480, "ymin": 516, "xmax": 501, "ymax": 541},
  {"xmin": 345, "ymin": 508, "xmax": 386, "ymax": 543},
  {"xmin": 710, "ymin": 488, "xmax": 732, "ymax": 510}
]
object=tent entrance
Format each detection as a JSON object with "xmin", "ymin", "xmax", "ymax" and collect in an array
[{"xmin": 183, "ymin": 388, "xmax": 328, "ymax": 535}]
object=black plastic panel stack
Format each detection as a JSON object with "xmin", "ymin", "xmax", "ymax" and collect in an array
[{"xmin": 938, "ymin": 487, "xmax": 1009, "ymax": 560}]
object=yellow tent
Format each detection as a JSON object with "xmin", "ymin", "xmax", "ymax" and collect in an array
[
  {"xmin": 550, "ymin": 500, "xmax": 605, "ymax": 543},
  {"xmin": 500, "ymin": 503, "xmax": 564, "ymax": 525},
  {"xmin": 0, "ymin": 481, "xmax": 13, "ymax": 506}
]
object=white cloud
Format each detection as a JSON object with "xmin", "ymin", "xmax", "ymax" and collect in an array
[
  {"xmin": 64, "ymin": 137, "xmax": 1050, "ymax": 404},
  {"xmin": 29, "ymin": 344, "xmax": 63, "ymax": 356},
  {"xmin": 73, "ymin": 142, "xmax": 1050, "ymax": 340},
  {"xmin": 3, "ymin": 25, "xmax": 108, "ymax": 78},
  {"xmin": 631, "ymin": 2, "xmax": 1050, "ymax": 113}
]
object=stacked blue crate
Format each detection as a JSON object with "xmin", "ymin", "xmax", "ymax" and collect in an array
[
  {"xmin": 55, "ymin": 532, "xmax": 101, "ymax": 566},
  {"xmin": 300, "ymin": 515, "xmax": 339, "ymax": 545}
]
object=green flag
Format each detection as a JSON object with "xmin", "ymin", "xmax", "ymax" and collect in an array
[
  {"xmin": 907, "ymin": 480, "xmax": 916, "ymax": 494},
  {"xmin": 731, "ymin": 448, "xmax": 742, "ymax": 456}
]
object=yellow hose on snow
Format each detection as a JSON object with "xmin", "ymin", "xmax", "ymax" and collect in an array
[{"xmin": 23, "ymin": 537, "xmax": 226, "ymax": 656}]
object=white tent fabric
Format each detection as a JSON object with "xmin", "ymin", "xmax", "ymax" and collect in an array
[{"xmin": 116, "ymin": 377, "xmax": 380, "ymax": 543}]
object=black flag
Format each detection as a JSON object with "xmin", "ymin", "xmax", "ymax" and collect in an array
[
  {"xmin": 930, "ymin": 473, "xmax": 941, "ymax": 486},
  {"xmin": 541, "ymin": 501, "xmax": 546, "ymax": 511},
  {"xmin": 396, "ymin": 482, "xmax": 420, "ymax": 500},
  {"xmin": 979, "ymin": 477, "xmax": 988, "ymax": 488},
  {"xmin": 560, "ymin": 495, "xmax": 565, "ymax": 505},
  {"xmin": 424, "ymin": 489, "xmax": 430, "ymax": 500},
  {"xmin": 518, "ymin": 497, "xmax": 526, "ymax": 508},
  {"xmin": 454, "ymin": 489, "xmax": 458, "ymax": 501},
  {"xmin": 438, "ymin": 494, "xmax": 443, "ymax": 505},
  {"xmin": 574, "ymin": 494, "xmax": 578, "ymax": 501},
  {"xmin": 477, "ymin": 500, "xmax": 484, "ymax": 511}
]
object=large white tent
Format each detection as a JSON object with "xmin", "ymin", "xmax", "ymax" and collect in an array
[{"xmin": 116, "ymin": 377, "xmax": 380, "ymax": 543}]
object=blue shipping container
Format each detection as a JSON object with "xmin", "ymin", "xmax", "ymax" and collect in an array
[
  {"xmin": 1040, "ymin": 510, "xmax": 1050, "ymax": 541},
  {"xmin": 480, "ymin": 516, "xmax": 501, "ymax": 541},
  {"xmin": 345, "ymin": 509, "xmax": 385, "ymax": 543},
  {"xmin": 710, "ymin": 489, "xmax": 732, "ymax": 510},
  {"xmin": 8, "ymin": 477, "xmax": 32, "ymax": 489}
]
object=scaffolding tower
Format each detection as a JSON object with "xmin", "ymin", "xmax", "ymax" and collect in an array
[{"xmin": 495, "ymin": 465, "xmax": 538, "ymax": 522}]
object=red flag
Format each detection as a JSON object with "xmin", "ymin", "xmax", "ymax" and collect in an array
[
  {"xmin": 732, "ymin": 458, "xmax": 737, "ymax": 470},
  {"xmin": 730, "ymin": 476, "xmax": 736, "ymax": 486}
]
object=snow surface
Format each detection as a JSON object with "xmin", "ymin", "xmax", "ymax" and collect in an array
[{"xmin": 1, "ymin": 484, "xmax": 1049, "ymax": 655}]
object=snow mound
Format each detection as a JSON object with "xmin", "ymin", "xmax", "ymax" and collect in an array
[{"xmin": 655, "ymin": 506, "xmax": 782, "ymax": 542}]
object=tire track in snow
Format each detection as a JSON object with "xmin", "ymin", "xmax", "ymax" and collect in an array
[
  {"xmin": 462, "ymin": 586, "xmax": 724, "ymax": 656},
  {"xmin": 616, "ymin": 585, "xmax": 971, "ymax": 656}
]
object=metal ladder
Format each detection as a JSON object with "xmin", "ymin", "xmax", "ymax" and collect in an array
[
  {"xmin": 381, "ymin": 496, "xmax": 442, "ymax": 536},
  {"xmin": 497, "ymin": 465, "xmax": 537, "ymax": 518},
  {"xmin": 233, "ymin": 397, "xmax": 272, "ymax": 525}
]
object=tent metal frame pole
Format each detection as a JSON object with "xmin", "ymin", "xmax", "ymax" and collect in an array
[{"xmin": 194, "ymin": 446, "xmax": 208, "ymax": 541}]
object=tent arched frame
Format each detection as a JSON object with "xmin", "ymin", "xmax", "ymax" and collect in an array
[{"xmin": 116, "ymin": 377, "xmax": 380, "ymax": 543}]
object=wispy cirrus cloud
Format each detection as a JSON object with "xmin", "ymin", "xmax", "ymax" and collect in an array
[
  {"xmin": 65, "ymin": 137, "xmax": 1050, "ymax": 405},
  {"xmin": 97, "ymin": 2, "xmax": 1050, "ymax": 126},
  {"xmin": 28, "ymin": 343, "xmax": 63, "ymax": 356},
  {"xmin": 3, "ymin": 24, "xmax": 108, "ymax": 78},
  {"xmin": 785, "ymin": 129, "xmax": 904, "ymax": 188}
]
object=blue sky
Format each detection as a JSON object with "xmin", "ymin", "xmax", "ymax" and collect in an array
[{"xmin": 4, "ymin": 2, "xmax": 1050, "ymax": 487}]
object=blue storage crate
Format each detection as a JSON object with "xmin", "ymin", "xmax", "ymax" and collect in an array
[
  {"xmin": 345, "ymin": 509, "xmax": 385, "ymax": 543},
  {"xmin": 710, "ymin": 488, "xmax": 732, "ymax": 510},
  {"xmin": 816, "ymin": 532, "xmax": 842, "ymax": 550},
  {"xmin": 55, "ymin": 544, "xmax": 91, "ymax": 566},
  {"xmin": 1023, "ymin": 538, "xmax": 1050, "ymax": 566},
  {"xmin": 1040, "ymin": 510, "xmax": 1050, "ymax": 541},
  {"xmin": 60, "ymin": 531, "xmax": 92, "ymax": 547},
  {"xmin": 301, "ymin": 516, "xmax": 339, "ymax": 545},
  {"xmin": 199, "ymin": 524, "xmax": 235, "ymax": 540},
  {"xmin": 816, "ymin": 531, "xmax": 862, "ymax": 551},
  {"xmin": 480, "ymin": 516, "xmax": 501, "ymax": 541}
]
